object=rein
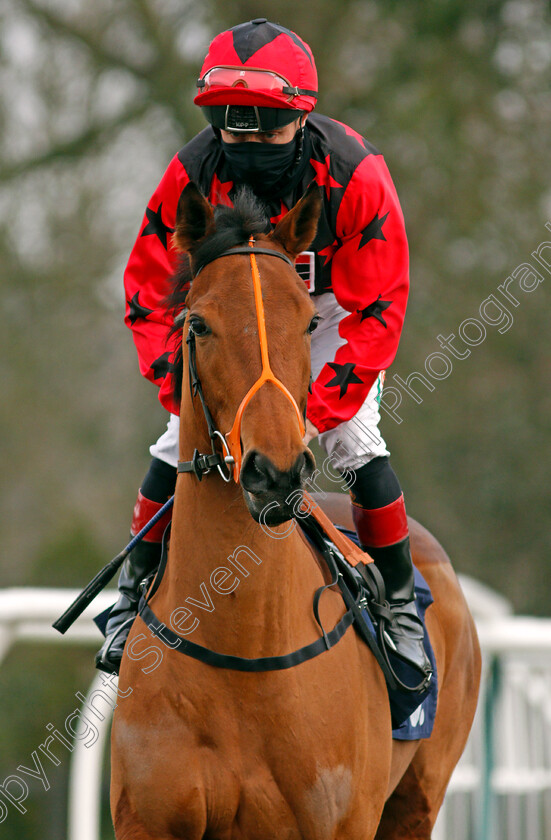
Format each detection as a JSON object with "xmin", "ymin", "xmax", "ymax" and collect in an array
[{"xmin": 178, "ymin": 239, "xmax": 305, "ymax": 484}]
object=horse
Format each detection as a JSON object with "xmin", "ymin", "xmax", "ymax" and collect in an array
[{"xmin": 110, "ymin": 183, "xmax": 481, "ymax": 840}]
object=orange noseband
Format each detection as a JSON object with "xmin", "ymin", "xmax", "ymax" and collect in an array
[{"xmin": 225, "ymin": 238, "xmax": 306, "ymax": 482}]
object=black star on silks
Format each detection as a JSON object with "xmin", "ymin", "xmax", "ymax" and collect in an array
[
  {"xmin": 150, "ymin": 353, "xmax": 173, "ymax": 380},
  {"xmin": 141, "ymin": 203, "xmax": 174, "ymax": 249},
  {"xmin": 357, "ymin": 295, "xmax": 392, "ymax": 328},
  {"xmin": 128, "ymin": 292, "xmax": 154, "ymax": 326},
  {"xmin": 325, "ymin": 362, "xmax": 363, "ymax": 398},
  {"xmin": 232, "ymin": 20, "xmax": 313, "ymax": 64},
  {"xmin": 358, "ymin": 211, "xmax": 389, "ymax": 249}
]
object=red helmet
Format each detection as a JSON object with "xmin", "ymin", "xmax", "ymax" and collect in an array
[{"xmin": 195, "ymin": 19, "xmax": 318, "ymax": 114}]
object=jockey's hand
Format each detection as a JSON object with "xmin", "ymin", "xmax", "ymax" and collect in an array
[{"xmin": 303, "ymin": 419, "xmax": 318, "ymax": 446}]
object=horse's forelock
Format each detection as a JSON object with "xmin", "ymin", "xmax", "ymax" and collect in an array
[
  {"xmin": 214, "ymin": 187, "xmax": 272, "ymax": 236},
  {"xmin": 194, "ymin": 188, "xmax": 272, "ymax": 266}
]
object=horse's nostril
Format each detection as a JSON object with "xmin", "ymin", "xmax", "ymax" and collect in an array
[
  {"xmin": 241, "ymin": 449, "xmax": 316, "ymax": 495},
  {"xmin": 240, "ymin": 451, "xmax": 277, "ymax": 494}
]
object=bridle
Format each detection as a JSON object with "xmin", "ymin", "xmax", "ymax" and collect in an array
[{"xmin": 177, "ymin": 238, "xmax": 306, "ymax": 484}]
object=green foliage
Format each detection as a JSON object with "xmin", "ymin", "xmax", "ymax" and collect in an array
[{"xmin": 0, "ymin": 644, "xmax": 100, "ymax": 839}]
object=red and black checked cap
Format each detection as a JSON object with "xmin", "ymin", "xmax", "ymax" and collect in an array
[{"xmin": 195, "ymin": 19, "xmax": 318, "ymax": 113}]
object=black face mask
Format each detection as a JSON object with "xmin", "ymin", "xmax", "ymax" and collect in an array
[{"xmin": 221, "ymin": 131, "xmax": 301, "ymax": 194}]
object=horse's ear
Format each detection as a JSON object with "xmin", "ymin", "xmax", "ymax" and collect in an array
[
  {"xmin": 270, "ymin": 183, "xmax": 322, "ymax": 259},
  {"xmin": 173, "ymin": 182, "xmax": 215, "ymax": 253}
]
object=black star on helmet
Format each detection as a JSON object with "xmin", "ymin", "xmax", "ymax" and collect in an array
[
  {"xmin": 127, "ymin": 292, "xmax": 154, "ymax": 326},
  {"xmin": 150, "ymin": 352, "xmax": 173, "ymax": 380},
  {"xmin": 357, "ymin": 295, "xmax": 392, "ymax": 328},
  {"xmin": 325, "ymin": 362, "xmax": 363, "ymax": 398},
  {"xmin": 359, "ymin": 211, "xmax": 389, "ymax": 249},
  {"xmin": 141, "ymin": 203, "xmax": 174, "ymax": 249}
]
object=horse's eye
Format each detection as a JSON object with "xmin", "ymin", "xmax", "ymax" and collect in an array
[
  {"xmin": 189, "ymin": 317, "xmax": 210, "ymax": 337},
  {"xmin": 307, "ymin": 315, "xmax": 321, "ymax": 334}
]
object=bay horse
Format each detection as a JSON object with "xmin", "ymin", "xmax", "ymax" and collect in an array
[{"xmin": 111, "ymin": 183, "xmax": 481, "ymax": 839}]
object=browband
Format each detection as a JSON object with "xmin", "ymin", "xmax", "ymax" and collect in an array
[{"xmin": 193, "ymin": 245, "xmax": 294, "ymax": 277}]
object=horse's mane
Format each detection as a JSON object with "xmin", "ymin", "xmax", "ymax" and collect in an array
[{"xmin": 168, "ymin": 187, "xmax": 272, "ymax": 406}]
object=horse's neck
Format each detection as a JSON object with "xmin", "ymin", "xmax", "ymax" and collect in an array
[{"xmin": 155, "ymin": 471, "xmax": 321, "ymax": 658}]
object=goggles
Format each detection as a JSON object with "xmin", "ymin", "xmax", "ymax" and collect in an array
[{"xmin": 197, "ymin": 66, "xmax": 317, "ymax": 102}]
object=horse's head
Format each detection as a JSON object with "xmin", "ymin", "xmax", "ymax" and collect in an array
[{"xmin": 172, "ymin": 182, "xmax": 323, "ymax": 525}]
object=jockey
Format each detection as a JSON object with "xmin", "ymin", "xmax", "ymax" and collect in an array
[{"xmin": 96, "ymin": 18, "xmax": 432, "ymax": 683}]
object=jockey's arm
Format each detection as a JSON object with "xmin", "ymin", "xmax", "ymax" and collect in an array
[
  {"xmin": 306, "ymin": 153, "xmax": 409, "ymax": 435},
  {"xmin": 123, "ymin": 154, "xmax": 191, "ymax": 414}
]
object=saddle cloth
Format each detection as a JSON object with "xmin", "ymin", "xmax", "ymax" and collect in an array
[{"xmin": 334, "ymin": 525, "xmax": 438, "ymax": 740}]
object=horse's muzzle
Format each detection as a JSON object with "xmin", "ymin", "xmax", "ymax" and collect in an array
[{"xmin": 240, "ymin": 448, "xmax": 316, "ymax": 523}]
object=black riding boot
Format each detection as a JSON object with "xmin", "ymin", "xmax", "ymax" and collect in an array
[
  {"xmin": 95, "ymin": 540, "xmax": 161, "ymax": 674},
  {"xmin": 363, "ymin": 536, "xmax": 432, "ymax": 682},
  {"xmin": 350, "ymin": 457, "xmax": 432, "ymax": 683},
  {"xmin": 95, "ymin": 457, "xmax": 176, "ymax": 675}
]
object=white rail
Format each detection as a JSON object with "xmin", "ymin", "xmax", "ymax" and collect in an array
[{"xmin": 434, "ymin": 579, "xmax": 551, "ymax": 840}]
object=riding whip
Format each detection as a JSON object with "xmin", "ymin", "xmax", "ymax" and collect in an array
[{"xmin": 52, "ymin": 495, "xmax": 174, "ymax": 634}]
